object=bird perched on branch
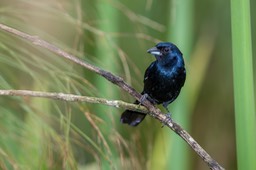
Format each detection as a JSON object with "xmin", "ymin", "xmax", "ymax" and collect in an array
[{"xmin": 120, "ymin": 42, "xmax": 186, "ymax": 126}]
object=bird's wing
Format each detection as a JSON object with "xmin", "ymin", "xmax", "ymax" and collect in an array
[{"xmin": 143, "ymin": 62, "xmax": 156, "ymax": 82}]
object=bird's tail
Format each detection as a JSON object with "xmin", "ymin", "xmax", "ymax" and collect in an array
[{"xmin": 120, "ymin": 100, "xmax": 146, "ymax": 126}]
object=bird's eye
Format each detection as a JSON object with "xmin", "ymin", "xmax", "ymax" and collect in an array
[{"xmin": 164, "ymin": 47, "xmax": 170, "ymax": 53}]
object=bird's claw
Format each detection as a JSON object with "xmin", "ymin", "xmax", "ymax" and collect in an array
[
  {"xmin": 136, "ymin": 94, "xmax": 148, "ymax": 108},
  {"xmin": 161, "ymin": 113, "xmax": 172, "ymax": 128},
  {"xmin": 139, "ymin": 93, "xmax": 157, "ymax": 105},
  {"xmin": 139, "ymin": 93, "xmax": 149, "ymax": 104}
]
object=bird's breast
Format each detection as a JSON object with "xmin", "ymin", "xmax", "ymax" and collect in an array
[{"xmin": 143, "ymin": 64, "xmax": 185, "ymax": 104}]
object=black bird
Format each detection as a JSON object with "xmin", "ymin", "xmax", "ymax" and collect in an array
[{"xmin": 120, "ymin": 42, "xmax": 186, "ymax": 126}]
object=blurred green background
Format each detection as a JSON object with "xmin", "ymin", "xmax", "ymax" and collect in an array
[{"xmin": 0, "ymin": 0, "xmax": 255, "ymax": 169}]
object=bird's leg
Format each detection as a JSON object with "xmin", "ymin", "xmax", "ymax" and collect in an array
[
  {"xmin": 161, "ymin": 102, "xmax": 173, "ymax": 127},
  {"xmin": 162, "ymin": 101, "xmax": 171, "ymax": 113},
  {"xmin": 139, "ymin": 93, "xmax": 156, "ymax": 105},
  {"xmin": 135, "ymin": 94, "xmax": 148, "ymax": 109}
]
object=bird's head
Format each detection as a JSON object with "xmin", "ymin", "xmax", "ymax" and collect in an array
[{"xmin": 147, "ymin": 42, "xmax": 183, "ymax": 63}]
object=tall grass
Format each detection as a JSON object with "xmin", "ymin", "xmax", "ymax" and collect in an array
[
  {"xmin": 95, "ymin": 0, "xmax": 119, "ymax": 169},
  {"xmin": 231, "ymin": 0, "xmax": 256, "ymax": 169},
  {"xmin": 0, "ymin": 1, "xmax": 101, "ymax": 169}
]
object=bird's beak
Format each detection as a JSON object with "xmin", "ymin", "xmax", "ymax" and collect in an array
[{"xmin": 147, "ymin": 47, "xmax": 161, "ymax": 56}]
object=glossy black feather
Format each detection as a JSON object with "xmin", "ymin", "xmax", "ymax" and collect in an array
[{"xmin": 120, "ymin": 42, "xmax": 186, "ymax": 126}]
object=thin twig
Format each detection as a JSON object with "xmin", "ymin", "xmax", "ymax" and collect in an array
[
  {"xmin": 0, "ymin": 90, "xmax": 148, "ymax": 113},
  {"xmin": 0, "ymin": 23, "xmax": 225, "ymax": 170}
]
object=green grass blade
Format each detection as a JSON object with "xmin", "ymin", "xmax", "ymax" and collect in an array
[
  {"xmin": 149, "ymin": 0, "xmax": 194, "ymax": 169},
  {"xmin": 231, "ymin": 0, "xmax": 256, "ymax": 169},
  {"xmin": 94, "ymin": 1, "xmax": 119, "ymax": 169},
  {"xmin": 166, "ymin": 0, "xmax": 193, "ymax": 169}
]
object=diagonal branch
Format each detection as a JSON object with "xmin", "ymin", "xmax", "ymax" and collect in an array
[{"xmin": 0, "ymin": 23, "xmax": 224, "ymax": 170}]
